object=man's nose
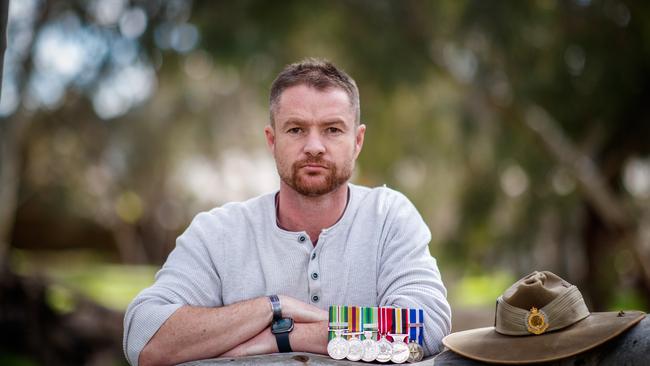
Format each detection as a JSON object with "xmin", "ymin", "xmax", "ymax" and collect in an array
[{"xmin": 303, "ymin": 131, "xmax": 326, "ymax": 156}]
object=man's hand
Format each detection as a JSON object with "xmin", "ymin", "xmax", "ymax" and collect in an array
[
  {"xmin": 218, "ymin": 296, "xmax": 328, "ymax": 359},
  {"xmin": 220, "ymin": 328, "xmax": 277, "ymax": 357},
  {"xmin": 278, "ymin": 295, "xmax": 328, "ymax": 322},
  {"xmin": 220, "ymin": 320, "xmax": 329, "ymax": 358}
]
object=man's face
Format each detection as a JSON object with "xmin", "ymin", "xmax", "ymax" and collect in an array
[{"xmin": 265, "ymin": 84, "xmax": 365, "ymax": 197}]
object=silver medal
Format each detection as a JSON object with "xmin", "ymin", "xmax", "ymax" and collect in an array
[
  {"xmin": 390, "ymin": 334, "xmax": 410, "ymax": 364},
  {"xmin": 361, "ymin": 331, "xmax": 380, "ymax": 362},
  {"xmin": 346, "ymin": 334, "xmax": 364, "ymax": 361},
  {"xmin": 327, "ymin": 331, "xmax": 349, "ymax": 360},
  {"xmin": 375, "ymin": 335, "xmax": 393, "ymax": 363},
  {"xmin": 407, "ymin": 341, "xmax": 424, "ymax": 363}
]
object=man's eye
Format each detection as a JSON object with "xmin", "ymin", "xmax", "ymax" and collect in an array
[
  {"xmin": 287, "ymin": 127, "xmax": 302, "ymax": 134},
  {"xmin": 326, "ymin": 127, "xmax": 342, "ymax": 134}
]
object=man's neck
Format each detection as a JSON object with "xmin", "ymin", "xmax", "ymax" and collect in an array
[{"xmin": 276, "ymin": 182, "xmax": 349, "ymax": 245}]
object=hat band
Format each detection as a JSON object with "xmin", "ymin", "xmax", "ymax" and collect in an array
[{"xmin": 495, "ymin": 286, "xmax": 590, "ymax": 336}]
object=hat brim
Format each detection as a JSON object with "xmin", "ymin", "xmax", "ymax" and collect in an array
[{"xmin": 442, "ymin": 311, "xmax": 645, "ymax": 364}]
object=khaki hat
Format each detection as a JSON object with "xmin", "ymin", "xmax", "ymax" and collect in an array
[{"xmin": 443, "ymin": 271, "xmax": 645, "ymax": 364}]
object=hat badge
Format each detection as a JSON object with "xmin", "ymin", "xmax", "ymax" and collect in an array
[{"xmin": 526, "ymin": 307, "xmax": 549, "ymax": 335}]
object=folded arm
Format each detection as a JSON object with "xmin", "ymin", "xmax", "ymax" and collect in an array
[
  {"xmin": 123, "ymin": 213, "xmax": 327, "ymax": 366},
  {"xmin": 220, "ymin": 319, "xmax": 329, "ymax": 358},
  {"xmin": 139, "ymin": 296, "xmax": 327, "ymax": 366}
]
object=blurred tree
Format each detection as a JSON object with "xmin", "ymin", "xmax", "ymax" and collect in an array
[
  {"xmin": 0, "ymin": 0, "xmax": 205, "ymax": 264},
  {"xmin": 0, "ymin": 0, "xmax": 648, "ymax": 313},
  {"xmin": 0, "ymin": 0, "xmax": 10, "ymax": 263}
]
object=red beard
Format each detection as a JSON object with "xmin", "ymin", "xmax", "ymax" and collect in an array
[{"xmin": 284, "ymin": 156, "xmax": 351, "ymax": 196}]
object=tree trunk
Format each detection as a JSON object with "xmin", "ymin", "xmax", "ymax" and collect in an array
[{"xmin": 0, "ymin": 0, "xmax": 13, "ymax": 264}]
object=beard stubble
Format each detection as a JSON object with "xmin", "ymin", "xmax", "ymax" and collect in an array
[{"xmin": 280, "ymin": 156, "xmax": 352, "ymax": 197}]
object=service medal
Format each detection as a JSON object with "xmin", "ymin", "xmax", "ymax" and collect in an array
[
  {"xmin": 327, "ymin": 330, "xmax": 349, "ymax": 360},
  {"xmin": 390, "ymin": 334, "xmax": 410, "ymax": 364},
  {"xmin": 407, "ymin": 341, "xmax": 424, "ymax": 363},
  {"xmin": 376, "ymin": 307, "xmax": 395, "ymax": 363},
  {"xmin": 346, "ymin": 334, "xmax": 364, "ymax": 361},
  {"xmin": 361, "ymin": 330, "xmax": 380, "ymax": 362},
  {"xmin": 406, "ymin": 308, "xmax": 425, "ymax": 362},
  {"xmin": 375, "ymin": 336, "xmax": 393, "ymax": 363}
]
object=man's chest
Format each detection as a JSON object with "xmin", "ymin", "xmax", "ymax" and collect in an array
[{"xmin": 217, "ymin": 233, "xmax": 381, "ymax": 309}]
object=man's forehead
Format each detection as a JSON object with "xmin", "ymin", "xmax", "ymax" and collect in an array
[
  {"xmin": 275, "ymin": 84, "xmax": 354, "ymax": 123},
  {"xmin": 277, "ymin": 84, "xmax": 351, "ymax": 105}
]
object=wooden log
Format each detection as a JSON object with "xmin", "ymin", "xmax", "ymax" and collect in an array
[
  {"xmin": 179, "ymin": 352, "xmax": 435, "ymax": 365},
  {"xmin": 181, "ymin": 315, "xmax": 648, "ymax": 365}
]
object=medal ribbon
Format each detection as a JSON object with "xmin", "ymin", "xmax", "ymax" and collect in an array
[
  {"xmin": 362, "ymin": 306, "xmax": 378, "ymax": 340},
  {"xmin": 347, "ymin": 305, "xmax": 361, "ymax": 338},
  {"xmin": 392, "ymin": 307, "xmax": 408, "ymax": 335},
  {"xmin": 378, "ymin": 307, "xmax": 394, "ymax": 341},
  {"xmin": 408, "ymin": 308, "xmax": 417, "ymax": 343},
  {"xmin": 328, "ymin": 305, "xmax": 348, "ymax": 341},
  {"xmin": 407, "ymin": 308, "xmax": 424, "ymax": 345},
  {"xmin": 418, "ymin": 309, "xmax": 424, "ymax": 345}
]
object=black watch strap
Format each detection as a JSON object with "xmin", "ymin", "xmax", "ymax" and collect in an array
[
  {"xmin": 275, "ymin": 331, "xmax": 292, "ymax": 353},
  {"xmin": 269, "ymin": 294, "xmax": 281, "ymax": 321}
]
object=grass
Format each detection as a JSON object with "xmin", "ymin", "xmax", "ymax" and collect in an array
[
  {"xmin": 11, "ymin": 249, "xmax": 158, "ymax": 313},
  {"xmin": 451, "ymin": 271, "xmax": 515, "ymax": 307}
]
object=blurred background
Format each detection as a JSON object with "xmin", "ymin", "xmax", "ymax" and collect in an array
[{"xmin": 0, "ymin": 0, "xmax": 649, "ymax": 364}]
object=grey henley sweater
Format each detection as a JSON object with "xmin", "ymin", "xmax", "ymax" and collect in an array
[{"xmin": 123, "ymin": 184, "xmax": 451, "ymax": 365}]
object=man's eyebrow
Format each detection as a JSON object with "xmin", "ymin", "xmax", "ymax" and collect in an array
[
  {"xmin": 280, "ymin": 118, "xmax": 347, "ymax": 127},
  {"xmin": 282, "ymin": 118, "xmax": 307, "ymax": 125},
  {"xmin": 321, "ymin": 119, "xmax": 346, "ymax": 126},
  {"xmin": 279, "ymin": 118, "xmax": 308, "ymax": 128}
]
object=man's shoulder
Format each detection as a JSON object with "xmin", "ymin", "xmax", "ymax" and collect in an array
[
  {"xmin": 211, "ymin": 191, "xmax": 275, "ymax": 214},
  {"xmin": 350, "ymin": 183, "xmax": 412, "ymax": 207},
  {"xmin": 188, "ymin": 191, "xmax": 275, "ymax": 231}
]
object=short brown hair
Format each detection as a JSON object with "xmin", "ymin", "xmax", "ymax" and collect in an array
[{"xmin": 269, "ymin": 58, "xmax": 360, "ymax": 126}]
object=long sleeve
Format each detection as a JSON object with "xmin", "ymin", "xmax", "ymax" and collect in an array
[
  {"xmin": 122, "ymin": 212, "xmax": 223, "ymax": 366},
  {"xmin": 376, "ymin": 190, "xmax": 452, "ymax": 356}
]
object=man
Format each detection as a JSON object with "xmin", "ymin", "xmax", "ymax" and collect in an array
[{"xmin": 123, "ymin": 58, "xmax": 451, "ymax": 366}]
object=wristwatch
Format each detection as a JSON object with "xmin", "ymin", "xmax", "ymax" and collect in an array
[{"xmin": 269, "ymin": 295, "xmax": 293, "ymax": 352}]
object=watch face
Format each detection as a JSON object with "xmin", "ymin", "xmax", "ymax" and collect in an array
[{"xmin": 271, "ymin": 317, "xmax": 294, "ymax": 333}]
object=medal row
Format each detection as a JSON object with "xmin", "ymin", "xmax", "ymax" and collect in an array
[
  {"xmin": 327, "ymin": 306, "xmax": 425, "ymax": 363},
  {"xmin": 327, "ymin": 331, "xmax": 423, "ymax": 363}
]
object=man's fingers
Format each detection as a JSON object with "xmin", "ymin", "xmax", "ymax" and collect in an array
[{"xmin": 279, "ymin": 295, "xmax": 328, "ymax": 322}]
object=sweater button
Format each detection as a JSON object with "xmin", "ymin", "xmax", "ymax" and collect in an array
[
  {"xmin": 298, "ymin": 235, "xmax": 307, "ymax": 243},
  {"xmin": 311, "ymin": 252, "xmax": 316, "ymax": 260},
  {"xmin": 312, "ymin": 294, "xmax": 319, "ymax": 303},
  {"xmin": 311, "ymin": 272, "xmax": 319, "ymax": 280}
]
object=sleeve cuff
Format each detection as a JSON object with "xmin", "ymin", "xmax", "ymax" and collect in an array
[{"xmin": 124, "ymin": 303, "xmax": 183, "ymax": 366}]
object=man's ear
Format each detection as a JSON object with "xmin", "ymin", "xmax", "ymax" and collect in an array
[
  {"xmin": 354, "ymin": 123, "xmax": 366, "ymax": 158},
  {"xmin": 264, "ymin": 125, "xmax": 275, "ymax": 153}
]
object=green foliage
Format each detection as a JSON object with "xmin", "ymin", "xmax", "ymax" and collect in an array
[
  {"xmin": 451, "ymin": 272, "xmax": 515, "ymax": 307},
  {"xmin": 0, "ymin": 353, "xmax": 38, "ymax": 366},
  {"xmin": 47, "ymin": 264, "xmax": 158, "ymax": 311},
  {"xmin": 14, "ymin": 250, "xmax": 157, "ymax": 311},
  {"xmin": 46, "ymin": 284, "xmax": 76, "ymax": 314},
  {"xmin": 610, "ymin": 288, "xmax": 648, "ymax": 312}
]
